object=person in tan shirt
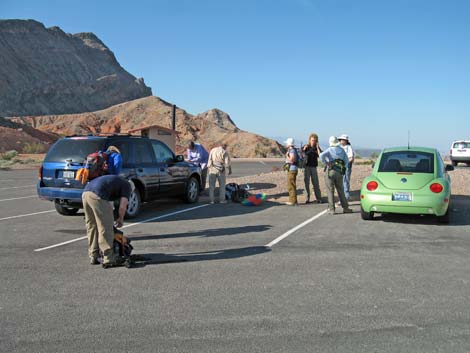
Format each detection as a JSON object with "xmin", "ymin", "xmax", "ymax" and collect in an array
[{"xmin": 207, "ymin": 143, "xmax": 232, "ymax": 204}]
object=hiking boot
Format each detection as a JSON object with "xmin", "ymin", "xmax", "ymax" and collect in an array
[
  {"xmin": 102, "ymin": 257, "xmax": 125, "ymax": 269},
  {"xmin": 89, "ymin": 257, "xmax": 100, "ymax": 265},
  {"xmin": 343, "ymin": 208, "xmax": 353, "ymax": 214},
  {"xmin": 305, "ymin": 200, "xmax": 311, "ymax": 204},
  {"xmin": 285, "ymin": 202, "xmax": 297, "ymax": 206}
]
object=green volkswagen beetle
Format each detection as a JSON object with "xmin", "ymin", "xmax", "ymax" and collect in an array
[{"xmin": 360, "ymin": 147, "xmax": 454, "ymax": 223}]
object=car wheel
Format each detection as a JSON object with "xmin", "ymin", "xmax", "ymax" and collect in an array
[
  {"xmin": 125, "ymin": 188, "xmax": 141, "ymax": 219},
  {"xmin": 437, "ymin": 207, "xmax": 450, "ymax": 224},
  {"xmin": 360, "ymin": 206, "xmax": 374, "ymax": 220},
  {"xmin": 452, "ymin": 160, "xmax": 458, "ymax": 167},
  {"xmin": 184, "ymin": 177, "xmax": 200, "ymax": 203},
  {"xmin": 54, "ymin": 202, "xmax": 79, "ymax": 216}
]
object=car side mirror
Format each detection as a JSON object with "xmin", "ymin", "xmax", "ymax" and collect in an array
[
  {"xmin": 445, "ymin": 164, "xmax": 454, "ymax": 172},
  {"xmin": 175, "ymin": 155, "xmax": 184, "ymax": 162},
  {"xmin": 371, "ymin": 162, "xmax": 375, "ymax": 168}
]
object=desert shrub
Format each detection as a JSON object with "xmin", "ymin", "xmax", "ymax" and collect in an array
[
  {"xmin": 1, "ymin": 150, "xmax": 18, "ymax": 160},
  {"xmin": 22, "ymin": 143, "xmax": 46, "ymax": 154},
  {"xmin": 370, "ymin": 152, "xmax": 379, "ymax": 160}
]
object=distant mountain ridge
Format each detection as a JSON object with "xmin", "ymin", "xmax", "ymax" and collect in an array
[{"xmin": 0, "ymin": 19, "xmax": 152, "ymax": 117}]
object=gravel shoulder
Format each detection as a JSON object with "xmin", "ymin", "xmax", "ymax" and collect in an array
[{"xmin": 227, "ymin": 164, "xmax": 470, "ymax": 203}]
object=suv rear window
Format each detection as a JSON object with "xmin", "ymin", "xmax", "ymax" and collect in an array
[
  {"xmin": 378, "ymin": 151, "xmax": 434, "ymax": 173},
  {"xmin": 44, "ymin": 138, "xmax": 105, "ymax": 163},
  {"xmin": 453, "ymin": 142, "xmax": 470, "ymax": 149}
]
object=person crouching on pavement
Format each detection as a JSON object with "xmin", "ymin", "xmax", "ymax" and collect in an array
[
  {"xmin": 338, "ymin": 134, "xmax": 354, "ymax": 201},
  {"xmin": 285, "ymin": 138, "xmax": 299, "ymax": 206},
  {"xmin": 319, "ymin": 136, "xmax": 353, "ymax": 214},
  {"xmin": 207, "ymin": 143, "xmax": 232, "ymax": 204},
  {"xmin": 302, "ymin": 133, "xmax": 323, "ymax": 204},
  {"xmin": 187, "ymin": 141, "xmax": 209, "ymax": 191},
  {"xmin": 82, "ymin": 175, "xmax": 131, "ymax": 266}
]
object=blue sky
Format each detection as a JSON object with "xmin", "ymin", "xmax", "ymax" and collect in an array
[{"xmin": 2, "ymin": 0, "xmax": 469, "ymax": 151}]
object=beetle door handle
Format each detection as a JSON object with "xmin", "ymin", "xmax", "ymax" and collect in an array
[{"xmin": 137, "ymin": 168, "xmax": 143, "ymax": 173}]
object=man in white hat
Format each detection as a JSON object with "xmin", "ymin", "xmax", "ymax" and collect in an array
[
  {"xmin": 284, "ymin": 138, "xmax": 300, "ymax": 205},
  {"xmin": 338, "ymin": 134, "xmax": 355, "ymax": 200},
  {"xmin": 319, "ymin": 136, "xmax": 353, "ymax": 214}
]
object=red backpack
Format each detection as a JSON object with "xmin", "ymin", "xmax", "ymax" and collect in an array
[{"xmin": 85, "ymin": 151, "xmax": 109, "ymax": 180}]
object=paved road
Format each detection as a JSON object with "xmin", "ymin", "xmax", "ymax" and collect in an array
[{"xmin": 1, "ymin": 168, "xmax": 470, "ymax": 353}]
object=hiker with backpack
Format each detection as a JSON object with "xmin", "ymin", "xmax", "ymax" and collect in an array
[
  {"xmin": 284, "ymin": 138, "xmax": 299, "ymax": 206},
  {"xmin": 82, "ymin": 175, "xmax": 132, "ymax": 267},
  {"xmin": 319, "ymin": 136, "xmax": 353, "ymax": 215},
  {"xmin": 207, "ymin": 143, "xmax": 232, "ymax": 204}
]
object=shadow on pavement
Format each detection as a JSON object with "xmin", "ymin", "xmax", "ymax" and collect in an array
[
  {"xmin": 131, "ymin": 225, "xmax": 272, "ymax": 241},
  {"xmin": 129, "ymin": 246, "xmax": 271, "ymax": 267}
]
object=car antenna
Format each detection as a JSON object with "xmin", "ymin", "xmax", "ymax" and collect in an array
[{"xmin": 407, "ymin": 130, "xmax": 410, "ymax": 150}]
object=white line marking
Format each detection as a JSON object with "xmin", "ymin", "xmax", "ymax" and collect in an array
[
  {"xmin": 34, "ymin": 204, "xmax": 210, "ymax": 252},
  {"xmin": 0, "ymin": 195, "xmax": 36, "ymax": 202},
  {"xmin": 265, "ymin": 209, "xmax": 328, "ymax": 247},
  {"xmin": 0, "ymin": 209, "xmax": 55, "ymax": 221},
  {"xmin": 0, "ymin": 185, "xmax": 35, "ymax": 190}
]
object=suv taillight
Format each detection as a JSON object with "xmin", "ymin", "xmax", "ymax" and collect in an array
[{"xmin": 38, "ymin": 166, "xmax": 43, "ymax": 180}]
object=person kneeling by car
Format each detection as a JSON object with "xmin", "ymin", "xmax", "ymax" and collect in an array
[{"xmin": 82, "ymin": 175, "xmax": 131, "ymax": 267}]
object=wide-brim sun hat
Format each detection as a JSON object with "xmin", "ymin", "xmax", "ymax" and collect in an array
[
  {"xmin": 284, "ymin": 137, "xmax": 295, "ymax": 146},
  {"xmin": 329, "ymin": 136, "xmax": 339, "ymax": 147},
  {"xmin": 338, "ymin": 134, "xmax": 349, "ymax": 142}
]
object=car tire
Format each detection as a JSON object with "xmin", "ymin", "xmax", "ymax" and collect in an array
[
  {"xmin": 54, "ymin": 202, "xmax": 80, "ymax": 216},
  {"xmin": 452, "ymin": 160, "xmax": 458, "ymax": 167},
  {"xmin": 360, "ymin": 206, "xmax": 374, "ymax": 220},
  {"xmin": 437, "ymin": 207, "xmax": 450, "ymax": 224},
  {"xmin": 125, "ymin": 188, "xmax": 141, "ymax": 219},
  {"xmin": 184, "ymin": 177, "xmax": 200, "ymax": 203}
]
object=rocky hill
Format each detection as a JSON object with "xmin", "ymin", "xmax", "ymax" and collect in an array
[
  {"xmin": 0, "ymin": 19, "xmax": 151, "ymax": 117},
  {"xmin": 15, "ymin": 96, "xmax": 284, "ymax": 157}
]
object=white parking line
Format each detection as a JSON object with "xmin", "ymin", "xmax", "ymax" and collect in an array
[
  {"xmin": 0, "ymin": 210, "xmax": 56, "ymax": 221},
  {"xmin": 265, "ymin": 209, "xmax": 328, "ymax": 247},
  {"xmin": 34, "ymin": 204, "xmax": 210, "ymax": 252},
  {"xmin": 0, "ymin": 185, "xmax": 36, "ymax": 190},
  {"xmin": 0, "ymin": 195, "xmax": 36, "ymax": 202}
]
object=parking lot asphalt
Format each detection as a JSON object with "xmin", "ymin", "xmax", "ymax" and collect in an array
[{"xmin": 1, "ymin": 166, "xmax": 470, "ymax": 353}]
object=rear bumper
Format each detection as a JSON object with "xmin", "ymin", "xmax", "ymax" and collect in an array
[
  {"xmin": 37, "ymin": 183, "xmax": 84, "ymax": 207},
  {"xmin": 450, "ymin": 156, "xmax": 470, "ymax": 162},
  {"xmin": 361, "ymin": 193, "xmax": 449, "ymax": 216}
]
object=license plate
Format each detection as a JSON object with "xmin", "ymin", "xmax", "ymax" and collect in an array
[
  {"xmin": 63, "ymin": 170, "xmax": 75, "ymax": 179},
  {"xmin": 392, "ymin": 192, "xmax": 412, "ymax": 201}
]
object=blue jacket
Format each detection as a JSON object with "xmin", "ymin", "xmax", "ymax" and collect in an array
[{"xmin": 107, "ymin": 151, "xmax": 123, "ymax": 175}]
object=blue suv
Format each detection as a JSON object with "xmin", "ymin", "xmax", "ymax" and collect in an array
[{"xmin": 38, "ymin": 135, "xmax": 202, "ymax": 217}]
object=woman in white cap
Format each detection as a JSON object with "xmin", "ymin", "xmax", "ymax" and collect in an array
[
  {"xmin": 319, "ymin": 136, "xmax": 353, "ymax": 214},
  {"xmin": 338, "ymin": 134, "xmax": 354, "ymax": 200},
  {"xmin": 284, "ymin": 138, "xmax": 299, "ymax": 205}
]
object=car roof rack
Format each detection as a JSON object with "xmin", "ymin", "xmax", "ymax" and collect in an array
[{"xmin": 65, "ymin": 132, "xmax": 136, "ymax": 138}]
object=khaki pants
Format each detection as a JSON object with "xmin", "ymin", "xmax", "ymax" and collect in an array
[
  {"xmin": 304, "ymin": 166, "xmax": 321, "ymax": 201},
  {"xmin": 209, "ymin": 169, "xmax": 226, "ymax": 202},
  {"xmin": 287, "ymin": 170, "xmax": 298, "ymax": 204},
  {"xmin": 325, "ymin": 169, "xmax": 349, "ymax": 210},
  {"xmin": 82, "ymin": 191, "xmax": 115, "ymax": 263}
]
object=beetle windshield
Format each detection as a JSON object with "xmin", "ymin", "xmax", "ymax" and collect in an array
[{"xmin": 378, "ymin": 151, "xmax": 434, "ymax": 173}]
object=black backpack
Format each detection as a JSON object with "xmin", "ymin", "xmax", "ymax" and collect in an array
[{"xmin": 225, "ymin": 183, "xmax": 248, "ymax": 203}]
